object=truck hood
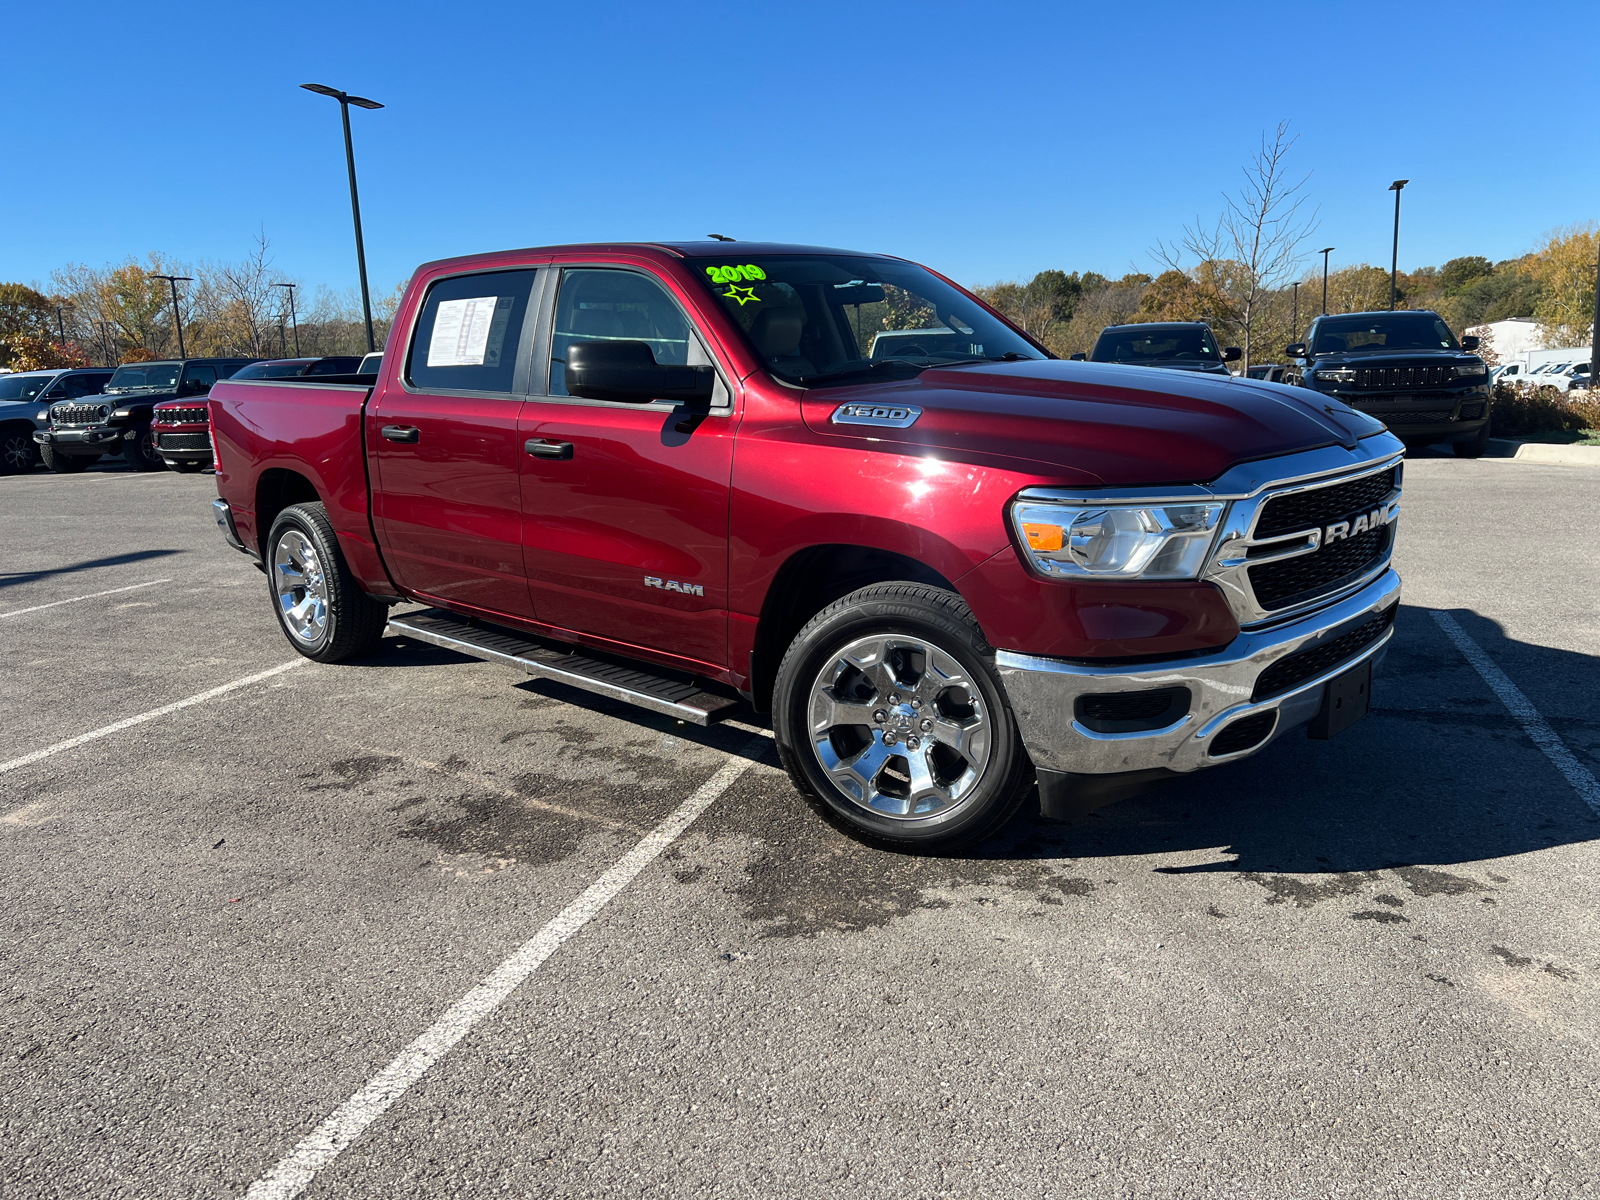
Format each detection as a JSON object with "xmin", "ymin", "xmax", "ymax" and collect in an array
[{"xmin": 799, "ymin": 359, "xmax": 1383, "ymax": 486}]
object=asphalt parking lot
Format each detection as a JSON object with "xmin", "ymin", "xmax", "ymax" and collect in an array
[{"xmin": 2, "ymin": 454, "xmax": 1598, "ymax": 1200}]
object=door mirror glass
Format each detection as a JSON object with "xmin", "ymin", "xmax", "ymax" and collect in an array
[
  {"xmin": 1285, "ymin": 342, "xmax": 1307, "ymax": 358},
  {"xmin": 1460, "ymin": 335, "xmax": 1480, "ymax": 351},
  {"xmin": 1222, "ymin": 346, "xmax": 1242, "ymax": 362},
  {"xmin": 1068, "ymin": 352, "xmax": 1087, "ymax": 361},
  {"xmin": 566, "ymin": 341, "xmax": 714, "ymax": 405}
]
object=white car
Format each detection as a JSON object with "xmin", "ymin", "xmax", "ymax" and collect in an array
[{"xmin": 1550, "ymin": 362, "xmax": 1592, "ymax": 393}]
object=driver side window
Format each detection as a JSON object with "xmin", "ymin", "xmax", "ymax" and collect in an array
[{"xmin": 550, "ymin": 269, "xmax": 692, "ymax": 397}]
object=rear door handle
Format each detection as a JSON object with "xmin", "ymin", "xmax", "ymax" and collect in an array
[
  {"xmin": 525, "ymin": 438, "xmax": 573, "ymax": 460},
  {"xmin": 381, "ymin": 425, "xmax": 419, "ymax": 443}
]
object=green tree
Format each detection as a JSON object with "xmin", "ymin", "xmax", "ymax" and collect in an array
[{"xmin": 1529, "ymin": 225, "xmax": 1598, "ymax": 346}]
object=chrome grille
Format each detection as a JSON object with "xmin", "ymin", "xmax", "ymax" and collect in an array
[
  {"xmin": 53, "ymin": 404, "xmax": 107, "ymax": 426},
  {"xmin": 155, "ymin": 406, "xmax": 208, "ymax": 425}
]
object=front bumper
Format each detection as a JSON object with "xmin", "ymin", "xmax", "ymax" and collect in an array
[
  {"xmin": 34, "ymin": 427, "xmax": 126, "ymax": 455},
  {"xmin": 996, "ymin": 569, "xmax": 1400, "ymax": 776}
]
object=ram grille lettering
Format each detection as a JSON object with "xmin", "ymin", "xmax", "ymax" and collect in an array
[
  {"xmin": 1325, "ymin": 503, "xmax": 1395, "ymax": 544},
  {"xmin": 830, "ymin": 402, "xmax": 923, "ymax": 429},
  {"xmin": 644, "ymin": 576, "xmax": 704, "ymax": 597}
]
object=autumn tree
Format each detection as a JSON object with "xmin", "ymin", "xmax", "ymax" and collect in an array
[
  {"xmin": 1528, "ymin": 225, "xmax": 1598, "ymax": 347},
  {"xmin": 1154, "ymin": 121, "xmax": 1317, "ymax": 369}
]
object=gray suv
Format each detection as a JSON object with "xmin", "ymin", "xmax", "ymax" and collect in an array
[{"xmin": 0, "ymin": 368, "xmax": 114, "ymax": 474}]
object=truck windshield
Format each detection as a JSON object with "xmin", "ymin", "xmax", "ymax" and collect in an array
[
  {"xmin": 1091, "ymin": 326, "xmax": 1220, "ymax": 364},
  {"xmin": 1312, "ymin": 313, "xmax": 1458, "ymax": 353},
  {"xmin": 106, "ymin": 364, "xmax": 181, "ymax": 391},
  {"xmin": 0, "ymin": 374, "xmax": 55, "ymax": 401},
  {"xmin": 691, "ymin": 255, "xmax": 1044, "ymax": 385}
]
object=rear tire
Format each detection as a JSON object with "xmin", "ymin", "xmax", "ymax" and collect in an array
[
  {"xmin": 40, "ymin": 443, "xmax": 94, "ymax": 473},
  {"xmin": 771, "ymin": 582, "xmax": 1033, "ymax": 853},
  {"xmin": 122, "ymin": 425, "xmax": 164, "ymax": 471},
  {"xmin": 265, "ymin": 502, "xmax": 389, "ymax": 662},
  {"xmin": 0, "ymin": 426, "xmax": 40, "ymax": 474}
]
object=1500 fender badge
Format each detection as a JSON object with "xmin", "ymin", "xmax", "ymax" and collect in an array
[
  {"xmin": 645, "ymin": 576, "xmax": 704, "ymax": 597},
  {"xmin": 830, "ymin": 402, "xmax": 922, "ymax": 429}
]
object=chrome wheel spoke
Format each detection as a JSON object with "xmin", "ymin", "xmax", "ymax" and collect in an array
[{"xmin": 273, "ymin": 530, "xmax": 330, "ymax": 645}]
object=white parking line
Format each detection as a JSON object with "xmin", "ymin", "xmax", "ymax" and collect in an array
[
  {"xmin": 1431, "ymin": 610, "xmax": 1600, "ymax": 815},
  {"xmin": 0, "ymin": 578, "xmax": 171, "ymax": 619},
  {"xmin": 0, "ymin": 660, "xmax": 306, "ymax": 776},
  {"xmin": 244, "ymin": 734, "xmax": 767, "ymax": 1200}
]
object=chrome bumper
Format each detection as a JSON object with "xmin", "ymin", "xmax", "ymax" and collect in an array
[{"xmin": 995, "ymin": 569, "xmax": 1400, "ymax": 776}]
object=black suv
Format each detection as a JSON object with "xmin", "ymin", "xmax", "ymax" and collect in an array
[
  {"xmin": 1287, "ymin": 311, "xmax": 1492, "ymax": 457},
  {"xmin": 1080, "ymin": 321, "xmax": 1242, "ymax": 375},
  {"xmin": 35, "ymin": 358, "xmax": 256, "ymax": 473}
]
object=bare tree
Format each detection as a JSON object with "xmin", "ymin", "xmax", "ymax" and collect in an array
[{"xmin": 1155, "ymin": 121, "xmax": 1317, "ymax": 369}]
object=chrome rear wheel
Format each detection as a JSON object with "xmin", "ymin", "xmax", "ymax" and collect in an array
[{"xmin": 273, "ymin": 529, "xmax": 330, "ymax": 646}]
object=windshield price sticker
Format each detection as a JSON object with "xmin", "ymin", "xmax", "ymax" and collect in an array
[
  {"xmin": 427, "ymin": 296, "xmax": 514, "ymax": 367},
  {"xmin": 705, "ymin": 264, "xmax": 766, "ymax": 284}
]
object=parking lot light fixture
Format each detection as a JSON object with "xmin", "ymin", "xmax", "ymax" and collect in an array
[
  {"xmin": 272, "ymin": 282, "xmax": 301, "ymax": 356},
  {"xmin": 1388, "ymin": 181, "xmax": 1408, "ymax": 311},
  {"xmin": 1319, "ymin": 247, "xmax": 1334, "ymax": 314},
  {"xmin": 149, "ymin": 275, "xmax": 193, "ymax": 358},
  {"xmin": 301, "ymin": 83, "xmax": 383, "ymax": 353}
]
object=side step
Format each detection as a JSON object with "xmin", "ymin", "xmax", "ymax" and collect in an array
[{"xmin": 386, "ymin": 607, "xmax": 739, "ymax": 726}]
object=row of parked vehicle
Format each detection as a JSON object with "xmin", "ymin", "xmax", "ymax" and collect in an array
[
  {"xmin": 1491, "ymin": 359, "xmax": 1592, "ymax": 392},
  {"xmin": 0, "ymin": 353, "xmax": 381, "ymax": 476}
]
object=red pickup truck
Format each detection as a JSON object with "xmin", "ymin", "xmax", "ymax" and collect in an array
[{"xmin": 209, "ymin": 241, "xmax": 1403, "ymax": 851}]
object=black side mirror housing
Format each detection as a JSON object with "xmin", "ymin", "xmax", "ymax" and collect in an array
[
  {"xmin": 1285, "ymin": 342, "xmax": 1307, "ymax": 358},
  {"xmin": 1460, "ymin": 335, "xmax": 1480, "ymax": 351},
  {"xmin": 1068, "ymin": 352, "xmax": 1087, "ymax": 361},
  {"xmin": 566, "ymin": 341, "xmax": 715, "ymax": 405},
  {"xmin": 1222, "ymin": 346, "xmax": 1242, "ymax": 362}
]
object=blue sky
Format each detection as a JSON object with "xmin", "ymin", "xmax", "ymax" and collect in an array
[{"xmin": 5, "ymin": 0, "xmax": 1594, "ymax": 295}]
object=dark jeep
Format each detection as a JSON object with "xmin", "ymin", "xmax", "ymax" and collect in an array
[
  {"xmin": 34, "ymin": 358, "xmax": 256, "ymax": 473},
  {"xmin": 1287, "ymin": 311, "xmax": 1492, "ymax": 457},
  {"xmin": 1080, "ymin": 322, "xmax": 1242, "ymax": 375}
]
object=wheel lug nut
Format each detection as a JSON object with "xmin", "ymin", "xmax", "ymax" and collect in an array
[
  {"xmin": 920, "ymin": 718, "xmax": 934, "ymax": 732},
  {"xmin": 873, "ymin": 710, "xmax": 888, "ymax": 724},
  {"xmin": 905, "ymin": 735, "xmax": 920, "ymax": 751},
  {"xmin": 888, "ymin": 693, "xmax": 901, "ymax": 704},
  {"xmin": 883, "ymin": 731, "xmax": 898, "ymax": 746}
]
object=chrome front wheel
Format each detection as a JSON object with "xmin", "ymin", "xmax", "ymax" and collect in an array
[
  {"xmin": 808, "ymin": 633, "xmax": 993, "ymax": 820},
  {"xmin": 273, "ymin": 529, "xmax": 330, "ymax": 646}
]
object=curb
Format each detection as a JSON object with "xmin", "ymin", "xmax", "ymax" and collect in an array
[{"xmin": 1485, "ymin": 438, "xmax": 1600, "ymax": 466}]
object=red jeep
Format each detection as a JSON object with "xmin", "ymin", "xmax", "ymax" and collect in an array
[
  {"xmin": 208, "ymin": 241, "xmax": 1402, "ymax": 851},
  {"xmin": 151, "ymin": 399, "xmax": 214, "ymax": 472}
]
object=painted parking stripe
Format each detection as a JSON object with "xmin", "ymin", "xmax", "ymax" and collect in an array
[
  {"xmin": 1430, "ymin": 610, "xmax": 1600, "ymax": 815},
  {"xmin": 0, "ymin": 660, "xmax": 306, "ymax": 776},
  {"xmin": 0, "ymin": 578, "xmax": 170, "ymax": 619},
  {"xmin": 244, "ymin": 734, "xmax": 768, "ymax": 1200}
]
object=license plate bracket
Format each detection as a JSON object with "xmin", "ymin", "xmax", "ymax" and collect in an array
[{"xmin": 1307, "ymin": 658, "xmax": 1371, "ymax": 740}]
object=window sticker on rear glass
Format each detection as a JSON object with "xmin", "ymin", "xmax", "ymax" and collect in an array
[{"xmin": 427, "ymin": 295, "xmax": 515, "ymax": 367}]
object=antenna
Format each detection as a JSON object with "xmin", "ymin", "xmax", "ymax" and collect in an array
[{"xmin": 706, "ymin": 233, "xmax": 735, "ymax": 242}]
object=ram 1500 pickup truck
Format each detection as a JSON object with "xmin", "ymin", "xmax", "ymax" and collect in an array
[{"xmin": 209, "ymin": 241, "xmax": 1403, "ymax": 852}]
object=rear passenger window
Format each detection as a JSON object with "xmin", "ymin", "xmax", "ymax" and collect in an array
[
  {"xmin": 406, "ymin": 269, "xmax": 536, "ymax": 394},
  {"xmin": 185, "ymin": 366, "xmax": 218, "ymax": 391}
]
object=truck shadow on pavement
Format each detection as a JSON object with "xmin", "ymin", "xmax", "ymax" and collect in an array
[{"xmin": 0, "ymin": 548, "xmax": 186, "ymax": 590}]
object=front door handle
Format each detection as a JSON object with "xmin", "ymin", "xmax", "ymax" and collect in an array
[
  {"xmin": 381, "ymin": 425, "xmax": 420, "ymax": 443},
  {"xmin": 525, "ymin": 438, "xmax": 573, "ymax": 460}
]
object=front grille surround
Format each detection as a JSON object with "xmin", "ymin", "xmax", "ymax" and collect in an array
[
  {"xmin": 154, "ymin": 406, "xmax": 209, "ymax": 425},
  {"xmin": 53, "ymin": 404, "xmax": 107, "ymax": 427},
  {"xmin": 1353, "ymin": 364, "xmax": 1454, "ymax": 389},
  {"xmin": 1201, "ymin": 454, "xmax": 1403, "ymax": 628}
]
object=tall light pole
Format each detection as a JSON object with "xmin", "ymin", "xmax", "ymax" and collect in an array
[
  {"xmin": 272, "ymin": 282, "xmax": 301, "ymax": 356},
  {"xmin": 1292, "ymin": 282, "xmax": 1300, "ymax": 342},
  {"xmin": 301, "ymin": 83, "xmax": 383, "ymax": 353},
  {"xmin": 149, "ymin": 274, "xmax": 193, "ymax": 358},
  {"xmin": 1388, "ymin": 180, "xmax": 1408, "ymax": 311},
  {"xmin": 100, "ymin": 321, "xmax": 115, "ymax": 367},
  {"xmin": 55, "ymin": 304, "xmax": 71, "ymax": 346},
  {"xmin": 1319, "ymin": 246, "xmax": 1334, "ymax": 314}
]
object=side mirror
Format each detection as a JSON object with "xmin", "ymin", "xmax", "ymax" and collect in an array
[
  {"xmin": 1285, "ymin": 342, "xmax": 1307, "ymax": 358},
  {"xmin": 1068, "ymin": 352, "xmax": 1087, "ymax": 361},
  {"xmin": 1222, "ymin": 346, "xmax": 1242, "ymax": 362},
  {"xmin": 566, "ymin": 340, "xmax": 715, "ymax": 405},
  {"xmin": 1461, "ymin": 335, "xmax": 1480, "ymax": 351}
]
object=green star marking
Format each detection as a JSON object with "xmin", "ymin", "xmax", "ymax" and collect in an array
[{"xmin": 723, "ymin": 285, "xmax": 760, "ymax": 306}]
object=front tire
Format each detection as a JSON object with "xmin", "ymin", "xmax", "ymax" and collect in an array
[
  {"xmin": 265, "ymin": 502, "xmax": 389, "ymax": 662},
  {"xmin": 40, "ymin": 443, "xmax": 94, "ymax": 473},
  {"xmin": 1454, "ymin": 420, "xmax": 1491, "ymax": 458},
  {"xmin": 772, "ymin": 582, "xmax": 1033, "ymax": 852},
  {"xmin": 122, "ymin": 425, "xmax": 164, "ymax": 471},
  {"xmin": 0, "ymin": 426, "xmax": 40, "ymax": 474}
]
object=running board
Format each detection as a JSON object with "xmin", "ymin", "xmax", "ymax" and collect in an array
[{"xmin": 386, "ymin": 607, "xmax": 738, "ymax": 726}]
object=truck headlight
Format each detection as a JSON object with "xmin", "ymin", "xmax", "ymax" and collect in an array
[
  {"xmin": 1009, "ymin": 500, "xmax": 1225, "ymax": 580},
  {"xmin": 1311, "ymin": 368, "xmax": 1355, "ymax": 383},
  {"xmin": 1455, "ymin": 362, "xmax": 1487, "ymax": 377}
]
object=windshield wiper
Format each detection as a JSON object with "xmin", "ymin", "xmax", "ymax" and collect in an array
[{"xmin": 796, "ymin": 358, "xmax": 933, "ymax": 386}]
